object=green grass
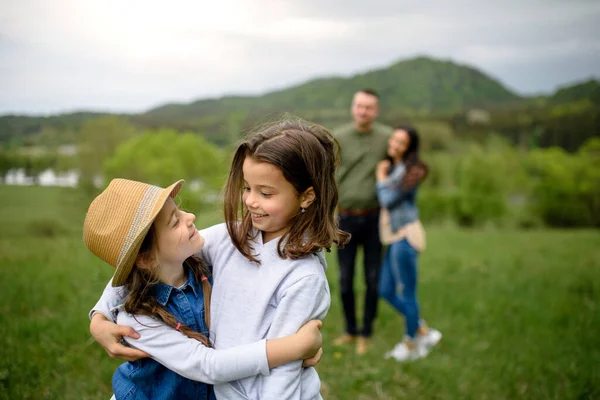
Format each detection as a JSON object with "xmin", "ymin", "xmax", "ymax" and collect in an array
[{"xmin": 0, "ymin": 185, "xmax": 598, "ymax": 399}]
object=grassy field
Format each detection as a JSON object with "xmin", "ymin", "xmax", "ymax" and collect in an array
[{"xmin": 0, "ymin": 185, "xmax": 598, "ymax": 400}]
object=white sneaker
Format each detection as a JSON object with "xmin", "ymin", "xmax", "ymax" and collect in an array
[
  {"xmin": 419, "ymin": 328, "xmax": 442, "ymax": 349},
  {"xmin": 384, "ymin": 340, "xmax": 429, "ymax": 362}
]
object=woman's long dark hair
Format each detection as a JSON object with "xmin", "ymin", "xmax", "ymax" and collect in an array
[{"xmin": 394, "ymin": 124, "xmax": 429, "ymax": 189}]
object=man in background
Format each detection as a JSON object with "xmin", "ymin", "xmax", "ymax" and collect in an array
[{"xmin": 333, "ymin": 89, "xmax": 393, "ymax": 355}]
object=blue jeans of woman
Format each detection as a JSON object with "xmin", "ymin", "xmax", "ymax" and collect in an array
[{"xmin": 378, "ymin": 238, "xmax": 420, "ymax": 339}]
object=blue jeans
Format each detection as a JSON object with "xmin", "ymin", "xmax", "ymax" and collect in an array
[{"xmin": 379, "ymin": 238, "xmax": 420, "ymax": 339}]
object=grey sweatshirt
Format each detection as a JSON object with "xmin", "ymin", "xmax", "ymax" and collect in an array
[{"xmin": 200, "ymin": 223, "xmax": 329, "ymax": 400}]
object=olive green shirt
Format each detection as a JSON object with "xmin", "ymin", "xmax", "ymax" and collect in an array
[{"xmin": 334, "ymin": 122, "xmax": 393, "ymax": 210}]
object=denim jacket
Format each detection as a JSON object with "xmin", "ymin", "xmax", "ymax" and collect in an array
[
  {"xmin": 112, "ymin": 269, "xmax": 214, "ymax": 400},
  {"xmin": 376, "ymin": 162, "xmax": 419, "ymax": 233}
]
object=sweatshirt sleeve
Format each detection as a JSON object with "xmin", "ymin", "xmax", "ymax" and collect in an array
[
  {"xmin": 198, "ymin": 223, "xmax": 229, "ymax": 269},
  {"xmin": 260, "ymin": 272, "xmax": 330, "ymax": 400},
  {"xmin": 116, "ymin": 309, "xmax": 270, "ymax": 384},
  {"xmin": 88, "ymin": 278, "xmax": 128, "ymax": 321}
]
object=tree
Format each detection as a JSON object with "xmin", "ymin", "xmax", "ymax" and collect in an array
[
  {"xmin": 76, "ymin": 117, "xmax": 138, "ymax": 192},
  {"xmin": 103, "ymin": 129, "xmax": 227, "ymax": 210}
]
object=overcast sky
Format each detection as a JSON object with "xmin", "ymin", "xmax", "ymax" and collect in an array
[{"xmin": 1, "ymin": 0, "xmax": 599, "ymax": 115}]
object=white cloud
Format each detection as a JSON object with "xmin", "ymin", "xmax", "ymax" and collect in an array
[
  {"xmin": 458, "ymin": 40, "xmax": 600, "ymax": 65},
  {"xmin": 1, "ymin": 0, "xmax": 599, "ymax": 113}
]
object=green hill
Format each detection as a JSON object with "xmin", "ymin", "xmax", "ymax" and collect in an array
[
  {"xmin": 0, "ymin": 111, "xmax": 113, "ymax": 147},
  {"xmin": 1, "ymin": 56, "xmax": 596, "ymax": 149},
  {"xmin": 130, "ymin": 56, "xmax": 524, "ymax": 144},
  {"xmin": 143, "ymin": 56, "xmax": 522, "ymax": 121},
  {"xmin": 264, "ymin": 56, "xmax": 521, "ymax": 112},
  {"xmin": 550, "ymin": 79, "xmax": 600, "ymax": 105}
]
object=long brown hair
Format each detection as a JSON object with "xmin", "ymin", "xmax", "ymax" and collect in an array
[
  {"xmin": 223, "ymin": 118, "xmax": 351, "ymax": 262},
  {"xmin": 123, "ymin": 225, "xmax": 213, "ymax": 346}
]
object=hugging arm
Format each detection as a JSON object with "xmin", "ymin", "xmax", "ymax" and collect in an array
[
  {"xmin": 114, "ymin": 310, "xmax": 270, "ymax": 384},
  {"xmin": 89, "ymin": 279, "xmax": 322, "ymax": 381},
  {"xmin": 260, "ymin": 274, "xmax": 330, "ymax": 400},
  {"xmin": 89, "ymin": 279, "xmax": 148, "ymax": 361},
  {"xmin": 376, "ymin": 165, "xmax": 425, "ymax": 209},
  {"xmin": 377, "ymin": 179, "xmax": 414, "ymax": 209}
]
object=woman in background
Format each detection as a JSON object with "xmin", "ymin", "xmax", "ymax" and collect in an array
[{"xmin": 375, "ymin": 125, "xmax": 442, "ymax": 362}]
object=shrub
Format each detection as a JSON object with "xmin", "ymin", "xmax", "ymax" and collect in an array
[
  {"xmin": 452, "ymin": 148, "xmax": 507, "ymax": 226},
  {"xmin": 418, "ymin": 188, "xmax": 456, "ymax": 224},
  {"xmin": 527, "ymin": 143, "xmax": 599, "ymax": 227}
]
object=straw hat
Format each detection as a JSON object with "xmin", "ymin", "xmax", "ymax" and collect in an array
[{"xmin": 84, "ymin": 178, "xmax": 184, "ymax": 286}]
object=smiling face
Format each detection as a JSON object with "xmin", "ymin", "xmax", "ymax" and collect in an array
[
  {"xmin": 387, "ymin": 129, "xmax": 410, "ymax": 161},
  {"xmin": 242, "ymin": 156, "xmax": 311, "ymax": 243},
  {"xmin": 152, "ymin": 197, "xmax": 204, "ymax": 269}
]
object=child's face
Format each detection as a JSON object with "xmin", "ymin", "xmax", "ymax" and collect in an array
[
  {"xmin": 153, "ymin": 198, "xmax": 204, "ymax": 267},
  {"xmin": 242, "ymin": 157, "xmax": 304, "ymax": 243}
]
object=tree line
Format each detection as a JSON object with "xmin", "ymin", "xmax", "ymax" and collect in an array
[{"xmin": 1, "ymin": 115, "xmax": 598, "ymax": 228}]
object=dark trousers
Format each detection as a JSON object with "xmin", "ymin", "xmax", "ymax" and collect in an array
[{"xmin": 337, "ymin": 212, "xmax": 382, "ymax": 337}]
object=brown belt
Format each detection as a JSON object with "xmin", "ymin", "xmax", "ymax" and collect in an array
[{"xmin": 338, "ymin": 206, "xmax": 380, "ymax": 217}]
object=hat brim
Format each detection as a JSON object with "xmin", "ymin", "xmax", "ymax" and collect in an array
[{"xmin": 110, "ymin": 180, "xmax": 184, "ymax": 287}]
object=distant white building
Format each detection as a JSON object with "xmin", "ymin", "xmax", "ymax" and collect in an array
[
  {"xmin": 466, "ymin": 109, "xmax": 491, "ymax": 124},
  {"xmin": 57, "ymin": 144, "xmax": 77, "ymax": 156},
  {"xmin": 38, "ymin": 169, "xmax": 79, "ymax": 187},
  {"xmin": 4, "ymin": 169, "xmax": 34, "ymax": 185},
  {"xmin": 4, "ymin": 168, "xmax": 80, "ymax": 187}
]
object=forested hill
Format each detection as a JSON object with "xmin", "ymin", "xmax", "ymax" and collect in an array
[
  {"xmin": 1, "ymin": 56, "xmax": 597, "ymax": 149},
  {"xmin": 144, "ymin": 56, "xmax": 521, "ymax": 121}
]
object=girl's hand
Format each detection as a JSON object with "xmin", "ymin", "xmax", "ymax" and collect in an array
[
  {"xmin": 302, "ymin": 347, "xmax": 323, "ymax": 367},
  {"xmin": 296, "ymin": 319, "xmax": 323, "ymax": 359},
  {"xmin": 90, "ymin": 313, "xmax": 150, "ymax": 361},
  {"xmin": 376, "ymin": 159, "xmax": 391, "ymax": 181},
  {"xmin": 266, "ymin": 320, "xmax": 323, "ymax": 368}
]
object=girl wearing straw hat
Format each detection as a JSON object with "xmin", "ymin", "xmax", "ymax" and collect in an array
[
  {"xmin": 90, "ymin": 119, "xmax": 350, "ymax": 399},
  {"xmin": 85, "ymin": 178, "xmax": 324, "ymax": 400}
]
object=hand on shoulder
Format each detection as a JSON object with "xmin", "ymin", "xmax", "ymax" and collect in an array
[{"xmin": 376, "ymin": 159, "xmax": 392, "ymax": 181}]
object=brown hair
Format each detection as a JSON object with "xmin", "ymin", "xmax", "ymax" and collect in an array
[
  {"xmin": 123, "ymin": 225, "xmax": 213, "ymax": 346},
  {"xmin": 358, "ymin": 88, "xmax": 380, "ymax": 99},
  {"xmin": 223, "ymin": 118, "xmax": 350, "ymax": 262}
]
